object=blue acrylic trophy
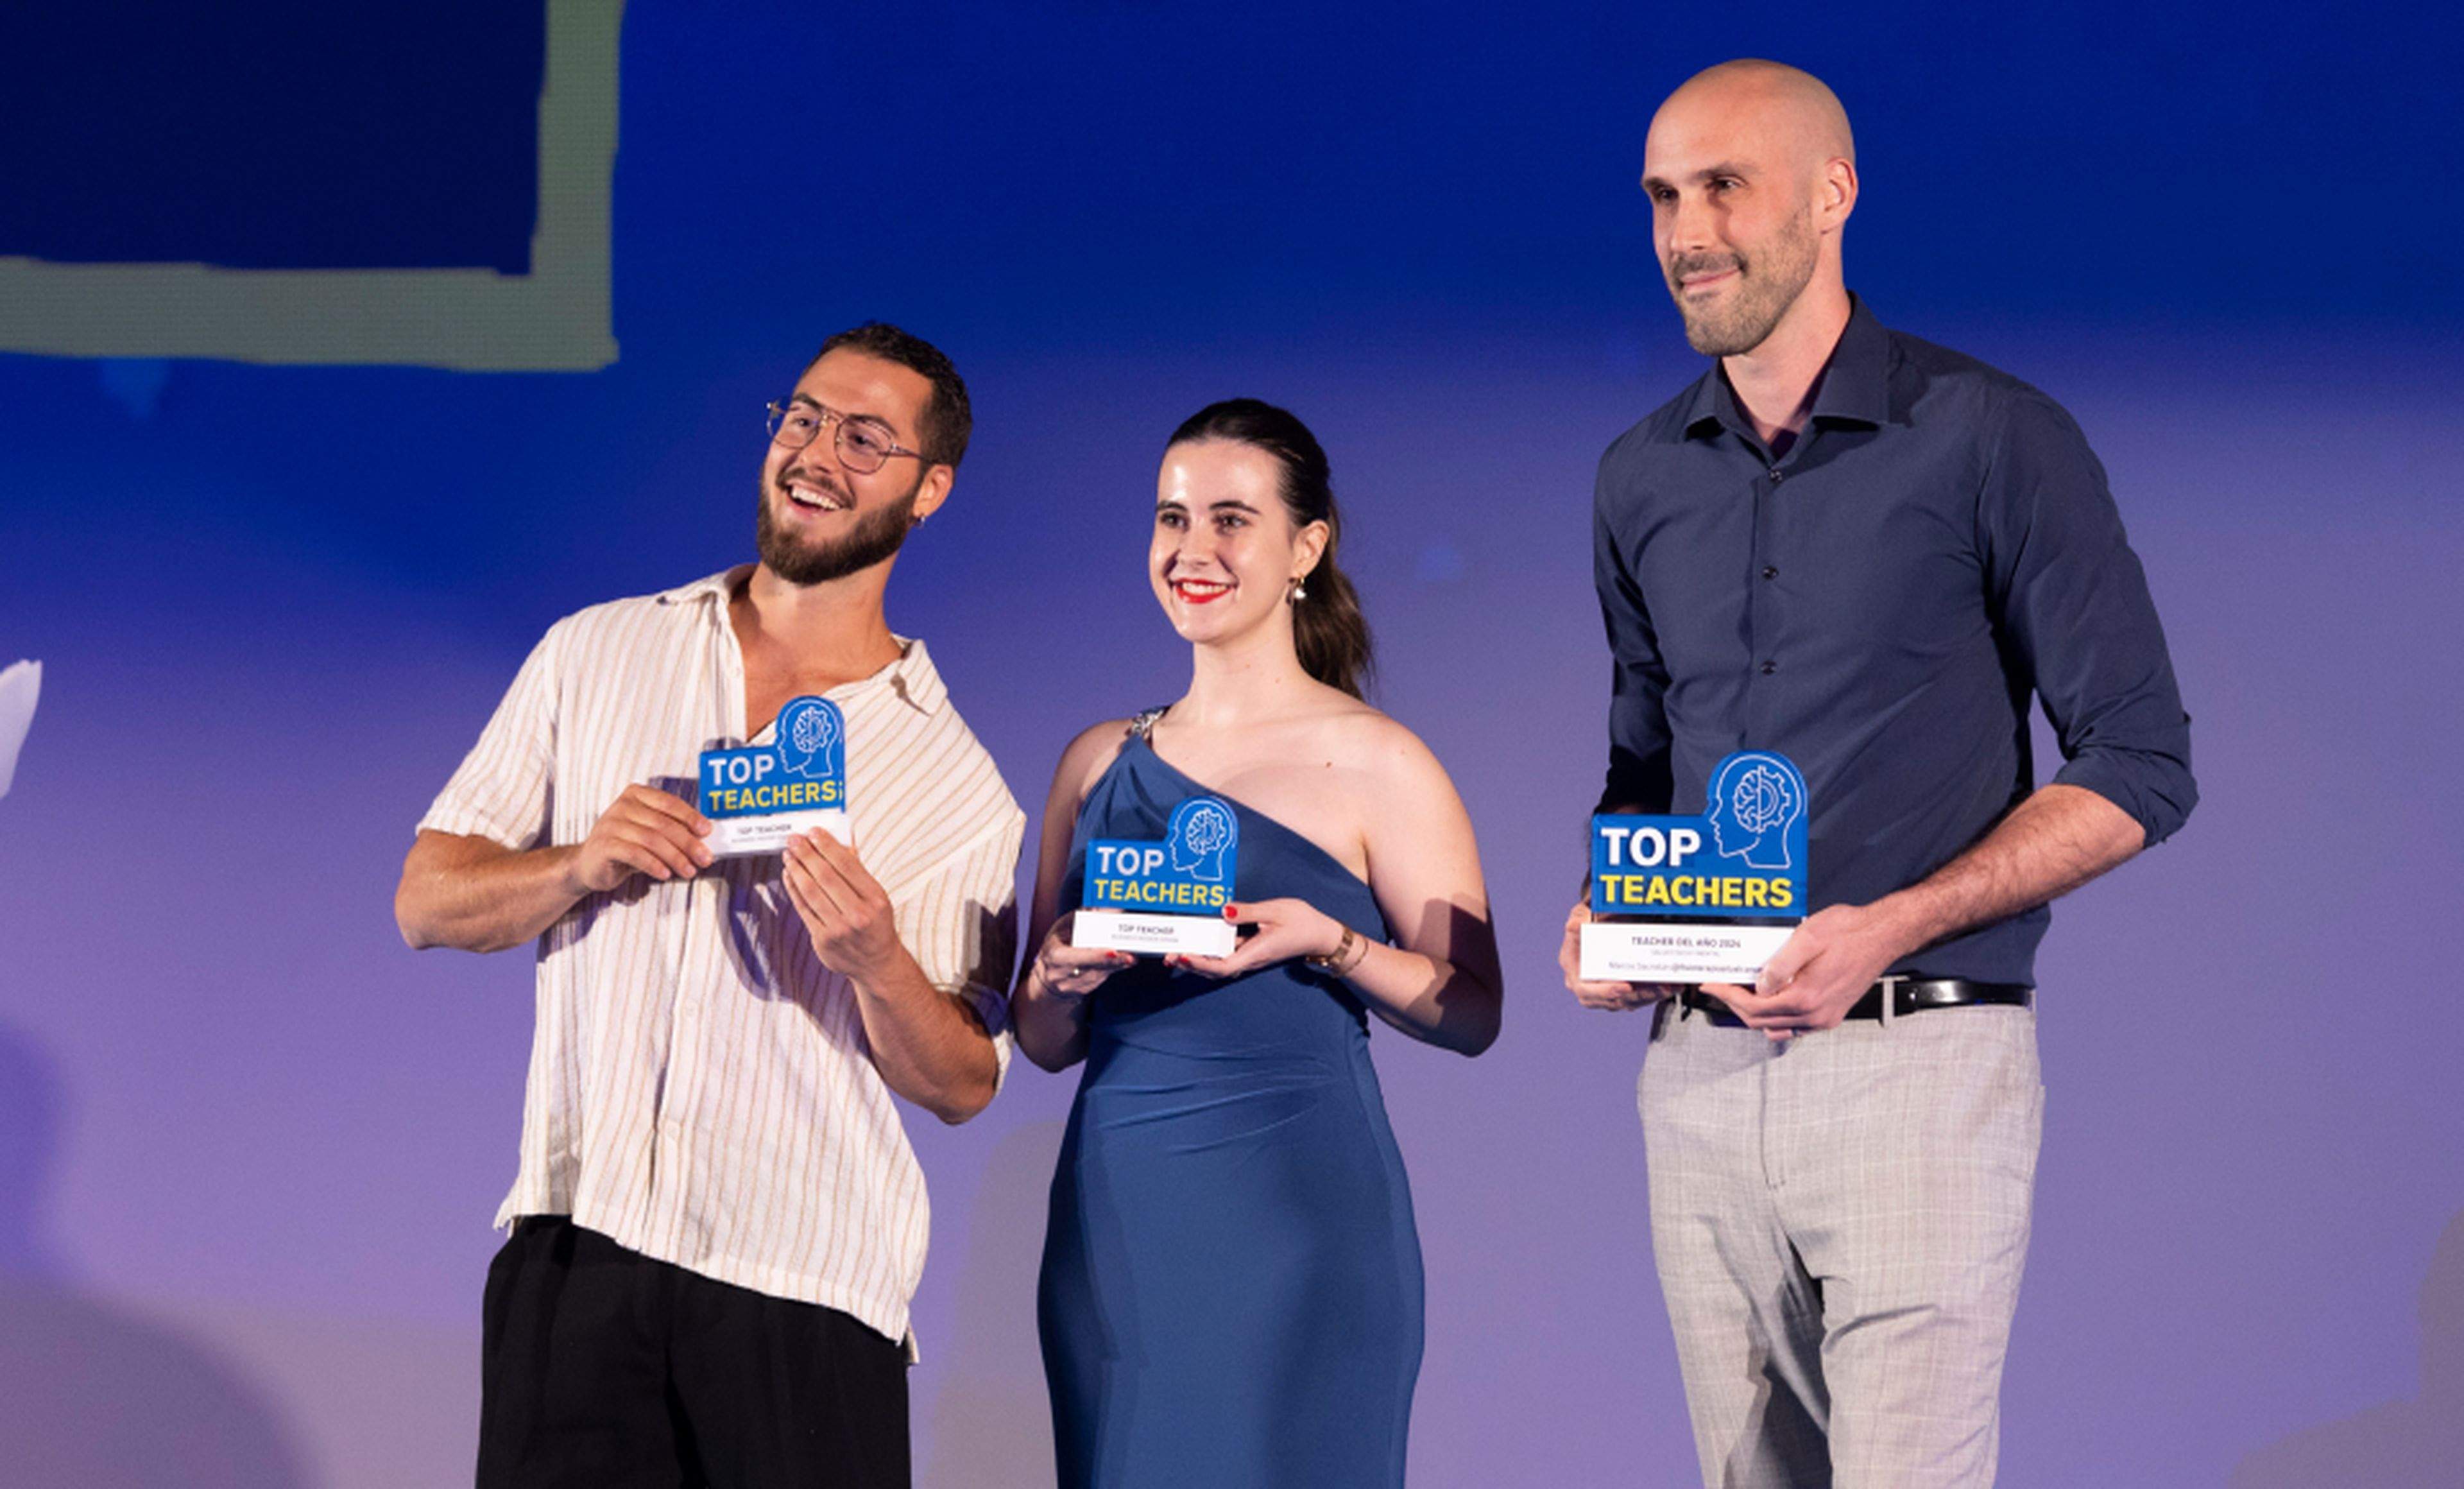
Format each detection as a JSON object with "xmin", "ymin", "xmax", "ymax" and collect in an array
[
  {"xmin": 696, "ymin": 696, "xmax": 849, "ymax": 857},
  {"xmin": 1580, "ymin": 750, "xmax": 1809, "ymax": 984},
  {"xmin": 1072, "ymin": 796, "xmax": 1240, "ymax": 957}
]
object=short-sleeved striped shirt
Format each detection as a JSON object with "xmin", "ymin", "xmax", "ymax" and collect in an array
[{"xmin": 419, "ymin": 567, "xmax": 1024, "ymax": 1346}]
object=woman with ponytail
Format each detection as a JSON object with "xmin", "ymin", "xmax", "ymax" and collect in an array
[{"xmin": 1013, "ymin": 399, "xmax": 1503, "ymax": 1488}]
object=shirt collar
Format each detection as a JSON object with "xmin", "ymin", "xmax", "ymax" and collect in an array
[
  {"xmin": 1808, "ymin": 293, "xmax": 1891, "ymax": 427},
  {"xmin": 660, "ymin": 565, "xmax": 947, "ymax": 719},
  {"xmin": 1681, "ymin": 292, "xmax": 1891, "ymax": 442},
  {"xmin": 658, "ymin": 567, "xmax": 746, "ymax": 607},
  {"xmin": 875, "ymin": 637, "xmax": 948, "ymax": 716}
]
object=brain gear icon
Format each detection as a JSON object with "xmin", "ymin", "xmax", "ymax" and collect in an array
[
  {"xmin": 790, "ymin": 705, "xmax": 837, "ymax": 755},
  {"xmin": 1182, "ymin": 805, "xmax": 1231, "ymax": 855},
  {"xmin": 1727, "ymin": 762, "xmax": 1799, "ymax": 836}
]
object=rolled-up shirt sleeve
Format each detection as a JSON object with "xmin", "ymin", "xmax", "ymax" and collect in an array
[
  {"xmin": 418, "ymin": 624, "xmax": 562, "ymax": 850},
  {"xmin": 1981, "ymin": 390, "xmax": 2198, "ymax": 845},
  {"xmin": 887, "ymin": 811, "xmax": 1025, "ymax": 1090}
]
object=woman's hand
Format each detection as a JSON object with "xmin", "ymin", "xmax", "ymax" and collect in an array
[
  {"xmin": 1172, "ymin": 899, "xmax": 1346, "ymax": 979},
  {"xmin": 1029, "ymin": 911, "xmax": 1134, "ymax": 1001}
]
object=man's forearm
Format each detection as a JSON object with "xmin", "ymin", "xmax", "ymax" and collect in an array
[
  {"xmin": 852, "ymin": 949, "xmax": 1001, "ymax": 1124},
  {"xmin": 395, "ymin": 831, "xmax": 586, "ymax": 954},
  {"xmin": 1869, "ymin": 783, "xmax": 2146, "ymax": 961},
  {"xmin": 1725, "ymin": 783, "xmax": 2148, "ymax": 1031}
]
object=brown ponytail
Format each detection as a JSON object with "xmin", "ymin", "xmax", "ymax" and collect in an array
[{"xmin": 1165, "ymin": 399, "xmax": 1375, "ymax": 698}]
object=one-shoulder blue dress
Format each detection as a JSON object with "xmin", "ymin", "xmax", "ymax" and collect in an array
[{"xmin": 1038, "ymin": 723, "xmax": 1424, "ymax": 1488}]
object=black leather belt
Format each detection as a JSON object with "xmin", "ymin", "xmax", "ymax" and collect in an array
[{"xmin": 1680, "ymin": 977, "xmax": 2032, "ymax": 1026}]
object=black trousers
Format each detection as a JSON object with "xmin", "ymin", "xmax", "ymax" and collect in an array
[{"xmin": 478, "ymin": 1217, "xmax": 909, "ymax": 1489}]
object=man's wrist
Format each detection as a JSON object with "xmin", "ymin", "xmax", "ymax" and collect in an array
[
  {"xmin": 1844, "ymin": 891, "xmax": 1935, "ymax": 972},
  {"xmin": 844, "ymin": 938, "xmax": 928, "ymax": 1004},
  {"xmin": 547, "ymin": 843, "xmax": 596, "ymax": 900}
]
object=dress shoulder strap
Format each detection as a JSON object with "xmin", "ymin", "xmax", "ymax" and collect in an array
[{"xmin": 1127, "ymin": 706, "xmax": 1168, "ymax": 742}]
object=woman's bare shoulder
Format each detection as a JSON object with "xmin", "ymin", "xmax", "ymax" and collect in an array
[
  {"xmin": 1312, "ymin": 700, "xmax": 1449, "ymax": 782},
  {"xmin": 1050, "ymin": 716, "xmax": 1141, "ymax": 804}
]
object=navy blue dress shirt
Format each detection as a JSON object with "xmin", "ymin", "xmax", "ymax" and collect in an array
[{"xmin": 1591, "ymin": 297, "xmax": 2196, "ymax": 985}]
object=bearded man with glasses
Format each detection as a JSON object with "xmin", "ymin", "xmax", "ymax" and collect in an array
[{"xmin": 396, "ymin": 322, "xmax": 1024, "ymax": 1488}]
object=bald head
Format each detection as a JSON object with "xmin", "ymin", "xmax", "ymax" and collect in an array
[
  {"xmin": 1659, "ymin": 60, "xmax": 1854, "ymax": 171},
  {"xmin": 1641, "ymin": 60, "xmax": 1860, "ymax": 359}
]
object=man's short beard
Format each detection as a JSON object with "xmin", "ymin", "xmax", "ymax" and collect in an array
[
  {"xmin": 754, "ymin": 476, "xmax": 922, "ymax": 587},
  {"xmin": 1668, "ymin": 208, "xmax": 1820, "ymax": 357}
]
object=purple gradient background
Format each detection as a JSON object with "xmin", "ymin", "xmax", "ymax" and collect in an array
[{"xmin": 4, "ymin": 3, "xmax": 2460, "ymax": 1485}]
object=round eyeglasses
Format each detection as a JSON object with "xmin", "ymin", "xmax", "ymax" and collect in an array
[{"xmin": 765, "ymin": 400, "xmax": 928, "ymax": 475}]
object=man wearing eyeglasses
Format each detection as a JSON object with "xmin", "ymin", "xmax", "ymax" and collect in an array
[{"xmin": 396, "ymin": 322, "xmax": 1024, "ymax": 1488}]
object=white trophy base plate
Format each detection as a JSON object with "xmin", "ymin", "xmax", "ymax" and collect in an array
[
  {"xmin": 1581, "ymin": 920, "xmax": 1797, "ymax": 985},
  {"xmin": 707, "ymin": 807, "xmax": 850, "ymax": 858},
  {"xmin": 1073, "ymin": 909, "xmax": 1236, "ymax": 958}
]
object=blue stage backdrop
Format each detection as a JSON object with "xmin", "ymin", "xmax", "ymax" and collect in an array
[{"xmin": 2, "ymin": 3, "xmax": 2458, "ymax": 1486}]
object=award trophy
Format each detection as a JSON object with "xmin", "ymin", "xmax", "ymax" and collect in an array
[
  {"xmin": 1072, "ymin": 796, "xmax": 1240, "ymax": 958},
  {"xmin": 1580, "ymin": 750, "xmax": 1809, "ymax": 985},
  {"xmin": 696, "ymin": 696, "xmax": 850, "ymax": 857}
]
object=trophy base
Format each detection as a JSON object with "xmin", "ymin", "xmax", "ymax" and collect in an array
[
  {"xmin": 1072, "ymin": 909, "xmax": 1236, "ymax": 958},
  {"xmin": 1581, "ymin": 920, "xmax": 1797, "ymax": 985},
  {"xmin": 707, "ymin": 807, "xmax": 850, "ymax": 858}
]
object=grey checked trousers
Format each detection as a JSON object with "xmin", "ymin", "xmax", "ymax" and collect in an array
[{"xmin": 1640, "ymin": 997, "xmax": 2044, "ymax": 1488}]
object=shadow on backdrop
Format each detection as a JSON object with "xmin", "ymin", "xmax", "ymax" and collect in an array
[
  {"xmin": 0, "ymin": 1019, "xmax": 308, "ymax": 1488},
  {"xmin": 2230, "ymin": 1206, "xmax": 2464, "ymax": 1488},
  {"xmin": 0, "ymin": 1022, "xmax": 68, "ymax": 1280},
  {"xmin": 923, "ymin": 1119, "xmax": 1065, "ymax": 1489}
]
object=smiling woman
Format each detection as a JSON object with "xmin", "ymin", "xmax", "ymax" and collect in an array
[
  {"xmin": 1151, "ymin": 399, "xmax": 1374, "ymax": 699},
  {"xmin": 1009, "ymin": 399, "xmax": 1504, "ymax": 1488}
]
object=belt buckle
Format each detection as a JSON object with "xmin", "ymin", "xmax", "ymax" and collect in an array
[{"xmin": 1875, "ymin": 974, "xmax": 1905, "ymax": 1027}]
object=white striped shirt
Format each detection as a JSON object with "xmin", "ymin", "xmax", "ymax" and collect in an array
[{"xmin": 420, "ymin": 567, "xmax": 1023, "ymax": 1345}]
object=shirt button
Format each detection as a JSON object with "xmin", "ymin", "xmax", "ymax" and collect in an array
[
  {"xmin": 1761, "ymin": 565, "xmax": 1778, "ymax": 580},
  {"xmin": 1768, "ymin": 467, "xmax": 1784, "ymax": 483},
  {"xmin": 1760, "ymin": 660, "xmax": 1778, "ymax": 675}
]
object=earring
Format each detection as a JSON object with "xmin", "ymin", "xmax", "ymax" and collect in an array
[{"xmin": 1288, "ymin": 578, "xmax": 1308, "ymax": 604}]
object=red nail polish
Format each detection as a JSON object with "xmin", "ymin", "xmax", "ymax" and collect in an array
[{"xmin": 1222, "ymin": 904, "xmax": 1238, "ymax": 921}]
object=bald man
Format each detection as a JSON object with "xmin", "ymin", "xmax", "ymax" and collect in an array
[{"xmin": 1561, "ymin": 61, "xmax": 2195, "ymax": 1486}]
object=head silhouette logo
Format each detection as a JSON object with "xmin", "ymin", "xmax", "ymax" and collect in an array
[
  {"xmin": 776, "ymin": 698, "xmax": 843, "ymax": 780},
  {"xmin": 1704, "ymin": 752, "xmax": 1808, "ymax": 870},
  {"xmin": 1167, "ymin": 798, "xmax": 1238, "ymax": 882}
]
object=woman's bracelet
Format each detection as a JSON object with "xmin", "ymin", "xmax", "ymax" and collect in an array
[{"xmin": 1306, "ymin": 923, "xmax": 1367, "ymax": 979}]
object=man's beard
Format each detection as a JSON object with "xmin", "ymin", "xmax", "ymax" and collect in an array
[
  {"xmin": 754, "ymin": 470, "xmax": 922, "ymax": 586},
  {"xmin": 1667, "ymin": 209, "xmax": 1819, "ymax": 357}
]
